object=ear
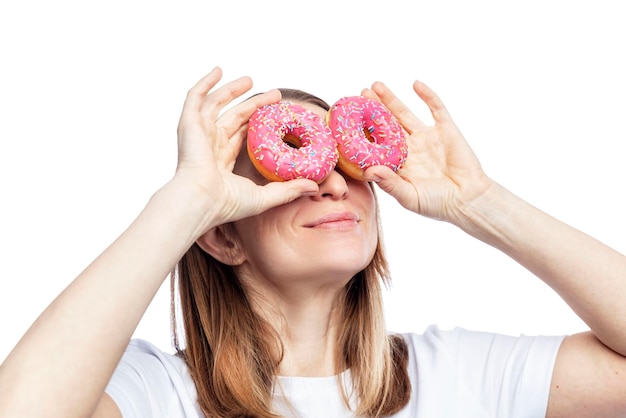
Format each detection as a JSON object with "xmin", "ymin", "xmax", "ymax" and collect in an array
[{"xmin": 196, "ymin": 224, "xmax": 246, "ymax": 266}]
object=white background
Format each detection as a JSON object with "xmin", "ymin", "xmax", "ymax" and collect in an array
[{"xmin": 1, "ymin": 1, "xmax": 625, "ymax": 361}]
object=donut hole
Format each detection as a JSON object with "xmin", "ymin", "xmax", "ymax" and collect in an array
[
  {"xmin": 282, "ymin": 133, "xmax": 302, "ymax": 148},
  {"xmin": 363, "ymin": 125, "xmax": 376, "ymax": 143}
]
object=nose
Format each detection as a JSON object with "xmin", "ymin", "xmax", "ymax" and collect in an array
[{"xmin": 312, "ymin": 170, "xmax": 349, "ymax": 201}]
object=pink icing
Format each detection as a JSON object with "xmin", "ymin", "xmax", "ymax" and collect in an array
[
  {"xmin": 328, "ymin": 96, "xmax": 407, "ymax": 172},
  {"xmin": 247, "ymin": 102, "xmax": 338, "ymax": 182}
]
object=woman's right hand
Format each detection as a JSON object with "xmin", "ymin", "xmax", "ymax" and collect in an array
[
  {"xmin": 172, "ymin": 67, "xmax": 318, "ymax": 233},
  {"xmin": 0, "ymin": 68, "xmax": 320, "ymax": 418}
]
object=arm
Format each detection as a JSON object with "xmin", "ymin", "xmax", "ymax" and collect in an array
[
  {"xmin": 362, "ymin": 81, "xmax": 626, "ymax": 416},
  {"xmin": 460, "ymin": 180, "xmax": 626, "ymax": 355},
  {"xmin": 461, "ymin": 179, "xmax": 626, "ymax": 416},
  {"xmin": 0, "ymin": 68, "xmax": 318, "ymax": 418}
]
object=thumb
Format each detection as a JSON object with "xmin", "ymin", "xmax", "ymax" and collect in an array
[
  {"xmin": 257, "ymin": 178, "xmax": 319, "ymax": 210},
  {"xmin": 364, "ymin": 166, "xmax": 416, "ymax": 208}
]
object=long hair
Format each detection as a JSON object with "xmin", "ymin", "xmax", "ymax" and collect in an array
[{"xmin": 171, "ymin": 89, "xmax": 410, "ymax": 417}]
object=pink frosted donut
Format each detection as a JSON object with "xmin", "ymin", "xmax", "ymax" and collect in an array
[
  {"xmin": 247, "ymin": 102, "xmax": 338, "ymax": 183},
  {"xmin": 327, "ymin": 96, "xmax": 407, "ymax": 181}
]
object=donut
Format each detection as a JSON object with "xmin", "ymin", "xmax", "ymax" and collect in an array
[
  {"xmin": 327, "ymin": 96, "xmax": 407, "ymax": 181},
  {"xmin": 247, "ymin": 102, "xmax": 338, "ymax": 183}
]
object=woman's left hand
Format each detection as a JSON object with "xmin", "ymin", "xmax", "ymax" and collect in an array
[
  {"xmin": 361, "ymin": 81, "xmax": 494, "ymax": 226},
  {"xmin": 364, "ymin": 81, "xmax": 626, "ymax": 418}
]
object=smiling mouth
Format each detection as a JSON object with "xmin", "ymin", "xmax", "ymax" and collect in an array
[{"xmin": 304, "ymin": 212, "xmax": 360, "ymax": 228}]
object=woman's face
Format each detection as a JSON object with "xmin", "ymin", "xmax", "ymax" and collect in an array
[{"xmin": 231, "ymin": 101, "xmax": 379, "ymax": 290}]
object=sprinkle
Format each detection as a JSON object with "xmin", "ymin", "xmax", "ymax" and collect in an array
[{"xmin": 328, "ymin": 96, "xmax": 408, "ymax": 176}]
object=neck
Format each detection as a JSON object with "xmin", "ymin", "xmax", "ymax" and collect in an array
[
  {"xmin": 240, "ymin": 271, "xmax": 348, "ymax": 377},
  {"xmin": 279, "ymin": 293, "xmax": 342, "ymax": 377}
]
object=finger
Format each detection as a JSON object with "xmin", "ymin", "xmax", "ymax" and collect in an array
[
  {"xmin": 182, "ymin": 67, "xmax": 223, "ymax": 114},
  {"xmin": 362, "ymin": 87, "xmax": 412, "ymax": 139},
  {"xmin": 363, "ymin": 165, "xmax": 417, "ymax": 210},
  {"xmin": 412, "ymin": 80, "xmax": 453, "ymax": 124},
  {"xmin": 200, "ymin": 75, "xmax": 255, "ymax": 121},
  {"xmin": 218, "ymin": 89, "xmax": 282, "ymax": 140},
  {"xmin": 370, "ymin": 81, "xmax": 426, "ymax": 133},
  {"xmin": 224, "ymin": 124, "xmax": 249, "ymax": 169},
  {"xmin": 252, "ymin": 179, "xmax": 319, "ymax": 215},
  {"xmin": 178, "ymin": 68, "xmax": 225, "ymax": 135},
  {"xmin": 360, "ymin": 87, "xmax": 382, "ymax": 102}
]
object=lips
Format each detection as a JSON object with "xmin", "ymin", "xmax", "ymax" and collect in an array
[{"xmin": 303, "ymin": 211, "xmax": 359, "ymax": 228}]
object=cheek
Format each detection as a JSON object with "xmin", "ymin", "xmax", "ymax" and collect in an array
[
  {"xmin": 233, "ymin": 208, "xmax": 291, "ymax": 256},
  {"xmin": 346, "ymin": 182, "xmax": 378, "ymax": 250},
  {"xmin": 367, "ymin": 216, "xmax": 379, "ymax": 254},
  {"xmin": 358, "ymin": 185, "xmax": 380, "ymax": 249},
  {"xmin": 353, "ymin": 182, "xmax": 377, "ymax": 215}
]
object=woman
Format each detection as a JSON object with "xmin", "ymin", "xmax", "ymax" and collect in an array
[{"xmin": 1, "ymin": 67, "xmax": 625, "ymax": 417}]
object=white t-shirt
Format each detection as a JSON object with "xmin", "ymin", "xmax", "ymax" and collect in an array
[{"xmin": 105, "ymin": 326, "xmax": 565, "ymax": 417}]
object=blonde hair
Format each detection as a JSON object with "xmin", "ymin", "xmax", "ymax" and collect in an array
[{"xmin": 171, "ymin": 89, "xmax": 410, "ymax": 417}]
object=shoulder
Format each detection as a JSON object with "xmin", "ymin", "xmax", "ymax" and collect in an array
[
  {"xmin": 392, "ymin": 326, "xmax": 566, "ymax": 417},
  {"xmin": 399, "ymin": 325, "xmax": 565, "ymax": 382},
  {"xmin": 105, "ymin": 339, "xmax": 202, "ymax": 418},
  {"xmin": 399, "ymin": 324, "xmax": 565, "ymax": 359},
  {"xmin": 114, "ymin": 339, "xmax": 192, "ymax": 390},
  {"xmin": 120, "ymin": 339, "xmax": 187, "ymax": 373}
]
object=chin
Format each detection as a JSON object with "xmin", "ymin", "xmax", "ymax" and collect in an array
[{"xmin": 321, "ymin": 252, "xmax": 374, "ymax": 277}]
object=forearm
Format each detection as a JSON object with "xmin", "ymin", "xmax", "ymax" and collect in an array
[
  {"xmin": 458, "ymin": 181, "xmax": 626, "ymax": 353},
  {"xmin": 0, "ymin": 179, "xmax": 212, "ymax": 417}
]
